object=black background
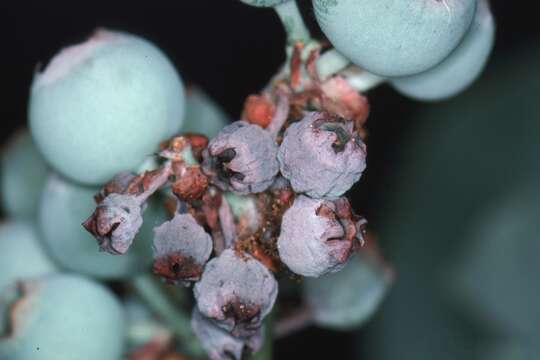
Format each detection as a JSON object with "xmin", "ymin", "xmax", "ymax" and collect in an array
[{"xmin": 0, "ymin": 1, "xmax": 538, "ymax": 358}]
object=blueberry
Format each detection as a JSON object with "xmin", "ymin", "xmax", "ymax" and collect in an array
[
  {"xmin": 29, "ymin": 28, "xmax": 185, "ymax": 185},
  {"xmin": 278, "ymin": 112, "xmax": 366, "ymax": 198},
  {"xmin": 313, "ymin": 0, "xmax": 477, "ymax": 76},
  {"xmin": 0, "ymin": 130, "xmax": 48, "ymax": 219},
  {"xmin": 0, "ymin": 221, "xmax": 57, "ymax": 292},
  {"xmin": 202, "ymin": 121, "xmax": 279, "ymax": 194},
  {"xmin": 194, "ymin": 249, "xmax": 278, "ymax": 337},
  {"xmin": 0, "ymin": 274, "xmax": 125, "ymax": 360},
  {"xmin": 303, "ymin": 253, "xmax": 392, "ymax": 330},
  {"xmin": 152, "ymin": 213, "xmax": 213, "ymax": 285},
  {"xmin": 391, "ymin": 0, "xmax": 495, "ymax": 101},
  {"xmin": 191, "ymin": 307, "xmax": 263, "ymax": 360},
  {"xmin": 277, "ymin": 195, "xmax": 366, "ymax": 277}
]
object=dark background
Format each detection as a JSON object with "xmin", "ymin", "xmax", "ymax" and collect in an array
[{"xmin": 1, "ymin": 1, "xmax": 538, "ymax": 358}]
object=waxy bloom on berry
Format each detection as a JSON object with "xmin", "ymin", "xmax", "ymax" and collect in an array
[
  {"xmin": 278, "ymin": 112, "xmax": 366, "ymax": 199},
  {"xmin": 194, "ymin": 249, "xmax": 278, "ymax": 337},
  {"xmin": 202, "ymin": 121, "xmax": 279, "ymax": 195},
  {"xmin": 152, "ymin": 213, "xmax": 212, "ymax": 285},
  {"xmin": 277, "ymin": 195, "xmax": 366, "ymax": 277}
]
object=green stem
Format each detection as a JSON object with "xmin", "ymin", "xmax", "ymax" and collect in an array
[
  {"xmin": 131, "ymin": 274, "xmax": 205, "ymax": 357},
  {"xmin": 273, "ymin": 1, "xmax": 311, "ymax": 46}
]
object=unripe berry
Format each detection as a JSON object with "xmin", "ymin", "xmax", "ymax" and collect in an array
[
  {"xmin": 40, "ymin": 174, "xmax": 165, "ymax": 279},
  {"xmin": 303, "ymin": 253, "xmax": 392, "ymax": 330},
  {"xmin": 29, "ymin": 28, "xmax": 185, "ymax": 185},
  {"xmin": 0, "ymin": 274, "xmax": 125, "ymax": 360},
  {"xmin": 191, "ymin": 308, "xmax": 263, "ymax": 360},
  {"xmin": 0, "ymin": 221, "xmax": 57, "ymax": 292},
  {"xmin": 152, "ymin": 213, "xmax": 213, "ymax": 285},
  {"xmin": 313, "ymin": 0, "xmax": 477, "ymax": 76},
  {"xmin": 277, "ymin": 195, "xmax": 366, "ymax": 277},
  {"xmin": 202, "ymin": 121, "xmax": 279, "ymax": 194},
  {"xmin": 391, "ymin": 0, "xmax": 495, "ymax": 101},
  {"xmin": 194, "ymin": 249, "xmax": 278, "ymax": 337},
  {"xmin": 239, "ymin": 0, "xmax": 290, "ymax": 7},
  {"xmin": 278, "ymin": 112, "xmax": 366, "ymax": 198},
  {"xmin": 0, "ymin": 130, "xmax": 48, "ymax": 219}
]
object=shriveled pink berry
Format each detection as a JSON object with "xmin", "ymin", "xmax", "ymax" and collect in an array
[
  {"xmin": 202, "ymin": 121, "xmax": 279, "ymax": 194},
  {"xmin": 278, "ymin": 112, "xmax": 366, "ymax": 198},
  {"xmin": 193, "ymin": 249, "xmax": 278, "ymax": 337},
  {"xmin": 277, "ymin": 195, "xmax": 366, "ymax": 277},
  {"xmin": 191, "ymin": 307, "xmax": 263, "ymax": 360},
  {"xmin": 152, "ymin": 213, "xmax": 213, "ymax": 285},
  {"xmin": 82, "ymin": 193, "xmax": 143, "ymax": 255}
]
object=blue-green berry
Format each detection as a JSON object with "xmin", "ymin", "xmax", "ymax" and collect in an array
[
  {"xmin": 38, "ymin": 173, "xmax": 165, "ymax": 279},
  {"xmin": 391, "ymin": 0, "xmax": 495, "ymax": 100},
  {"xmin": 303, "ymin": 253, "xmax": 392, "ymax": 330},
  {"xmin": 29, "ymin": 28, "xmax": 185, "ymax": 185},
  {"xmin": 0, "ymin": 274, "xmax": 125, "ymax": 360},
  {"xmin": 240, "ymin": 0, "xmax": 290, "ymax": 7},
  {"xmin": 0, "ymin": 130, "xmax": 48, "ymax": 219},
  {"xmin": 0, "ymin": 221, "xmax": 57, "ymax": 293},
  {"xmin": 313, "ymin": 0, "xmax": 478, "ymax": 76}
]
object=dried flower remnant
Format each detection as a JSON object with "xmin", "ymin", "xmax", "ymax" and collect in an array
[
  {"xmin": 278, "ymin": 195, "xmax": 366, "ymax": 277},
  {"xmin": 202, "ymin": 121, "xmax": 279, "ymax": 195},
  {"xmin": 83, "ymin": 162, "xmax": 173, "ymax": 255},
  {"xmin": 191, "ymin": 308, "xmax": 263, "ymax": 360},
  {"xmin": 278, "ymin": 112, "xmax": 367, "ymax": 198},
  {"xmin": 94, "ymin": 172, "xmax": 136, "ymax": 203},
  {"xmin": 242, "ymin": 95, "xmax": 275, "ymax": 128},
  {"xmin": 152, "ymin": 213, "xmax": 213, "ymax": 285},
  {"xmin": 194, "ymin": 249, "xmax": 278, "ymax": 337},
  {"xmin": 82, "ymin": 193, "xmax": 144, "ymax": 255}
]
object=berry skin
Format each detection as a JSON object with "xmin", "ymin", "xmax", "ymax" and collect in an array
[
  {"xmin": 191, "ymin": 308, "xmax": 263, "ymax": 360},
  {"xmin": 0, "ymin": 274, "xmax": 125, "ymax": 360},
  {"xmin": 0, "ymin": 130, "xmax": 48, "ymax": 219},
  {"xmin": 239, "ymin": 0, "xmax": 290, "ymax": 7},
  {"xmin": 29, "ymin": 28, "xmax": 185, "ymax": 185},
  {"xmin": 277, "ymin": 195, "xmax": 365, "ymax": 277},
  {"xmin": 0, "ymin": 221, "xmax": 57, "ymax": 292},
  {"xmin": 202, "ymin": 121, "xmax": 279, "ymax": 195},
  {"xmin": 313, "ymin": 0, "xmax": 477, "ymax": 76},
  {"xmin": 303, "ymin": 253, "xmax": 392, "ymax": 330},
  {"xmin": 194, "ymin": 249, "xmax": 278, "ymax": 337},
  {"xmin": 391, "ymin": 0, "xmax": 495, "ymax": 101},
  {"xmin": 278, "ymin": 112, "xmax": 366, "ymax": 198},
  {"xmin": 83, "ymin": 193, "xmax": 143, "ymax": 255},
  {"xmin": 40, "ymin": 174, "xmax": 165, "ymax": 279},
  {"xmin": 152, "ymin": 213, "xmax": 213, "ymax": 285}
]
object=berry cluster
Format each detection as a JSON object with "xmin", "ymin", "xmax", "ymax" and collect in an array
[{"xmin": 0, "ymin": 1, "xmax": 495, "ymax": 359}]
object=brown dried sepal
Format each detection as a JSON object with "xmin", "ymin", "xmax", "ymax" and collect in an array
[
  {"xmin": 242, "ymin": 95, "xmax": 275, "ymax": 128},
  {"xmin": 153, "ymin": 251, "xmax": 204, "ymax": 283},
  {"xmin": 82, "ymin": 206, "xmax": 114, "ymax": 239},
  {"xmin": 171, "ymin": 166, "xmax": 209, "ymax": 201},
  {"xmin": 235, "ymin": 189, "xmax": 295, "ymax": 273},
  {"xmin": 184, "ymin": 133, "xmax": 209, "ymax": 161},
  {"xmin": 221, "ymin": 300, "xmax": 261, "ymax": 325},
  {"xmin": 318, "ymin": 76, "xmax": 370, "ymax": 128},
  {"xmin": 125, "ymin": 167, "xmax": 170, "ymax": 197},
  {"xmin": 94, "ymin": 174, "xmax": 134, "ymax": 203}
]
